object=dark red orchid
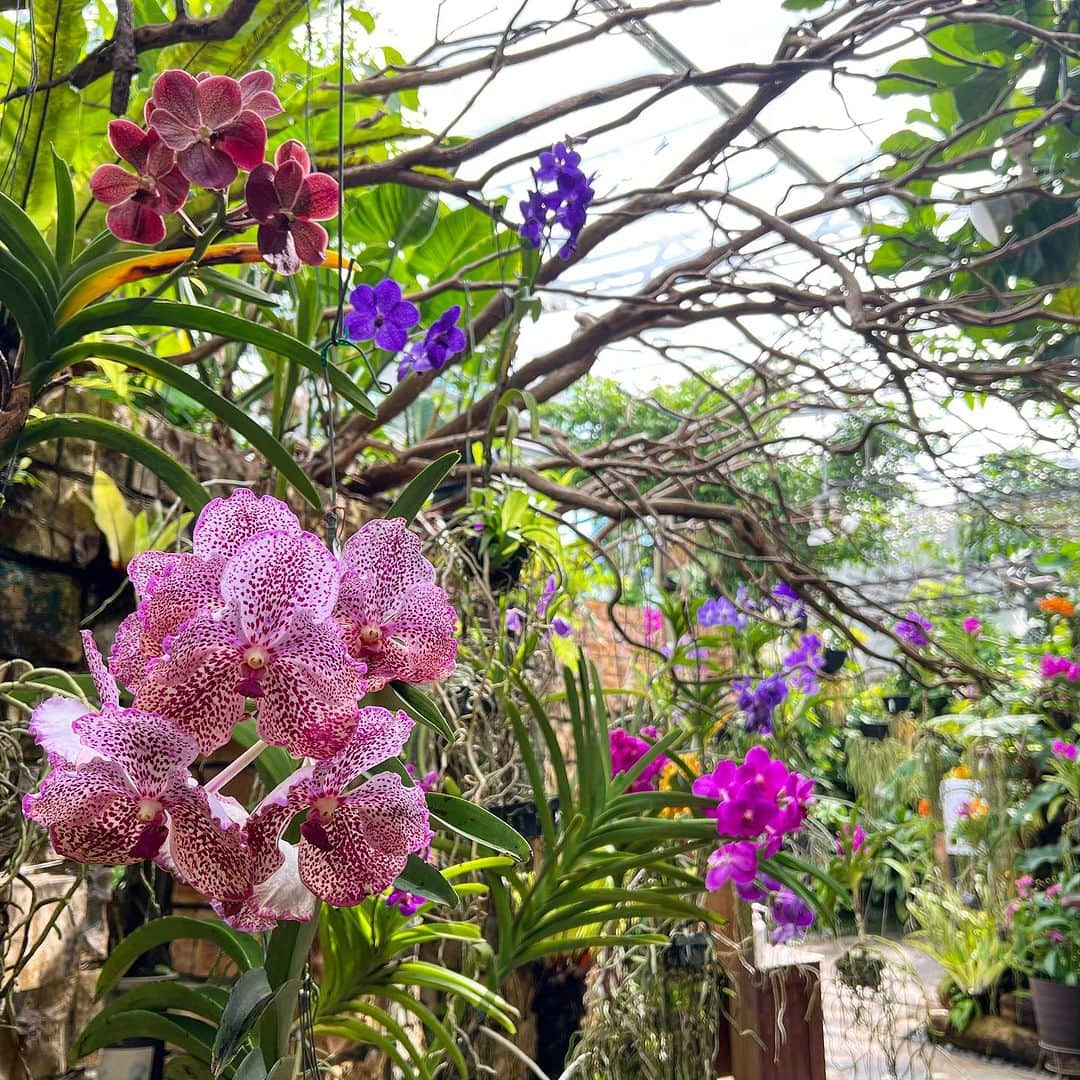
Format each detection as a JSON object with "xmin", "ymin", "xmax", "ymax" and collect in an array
[
  {"xmin": 89, "ymin": 119, "xmax": 190, "ymax": 245},
  {"xmin": 245, "ymin": 140, "xmax": 339, "ymax": 275},
  {"xmin": 147, "ymin": 69, "xmax": 267, "ymax": 190}
]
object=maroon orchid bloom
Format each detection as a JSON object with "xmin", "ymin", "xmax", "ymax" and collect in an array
[
  {"xmin": 89, "ymin": 120, "xmax": 189, "ymax": 245},
  {"xmin": 245, "ymin": 140, "xmax": 339, "ymax": 275},
  {"xmin": 147, "ymin": 69, "xmax": 267, "ymax": 190}
]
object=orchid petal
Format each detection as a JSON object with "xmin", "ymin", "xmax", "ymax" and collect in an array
[
  {"xmin": 107, "ymin": 119, "xmax": 150, "ymax": 170},
  {"xmin": 256, "ymin": 223, "xmax": 301, "ymax": 276},
  {"xmin": 81, "ymin": 630, "xmax": 119, "ymax": 707},
  {"xmin": 177, "ymin": 142, "xmax": 238, "ymax": 189},
  {"xmin": 152, "ymin": 70, "xmax": 201, "ymax": 129},
  {"xmin": 165, "ymin": 782, "xmax": 252, "ymax": 902},
  {"xmin": 245, "ymin": 162, "xmax": 279, "ymax": 222},
  {"xmin": 195, "ymin": 74, "xmax": 242, "ymax": 130},
  {"xmin": 89, "ymin": 164, "xmax": 139, "ymax": 207},
  {"xmin": 294, "ymin": 173, "xmax": 338, "ymax": 221},
  {"xmin": 76, "ymin": 706, "xmax": 197, "ymax": 793},
  {"xmin": 272, "ymin": 158, "xmax": 304, "ymax": 210},
  {"xmin": 221, "ymin": 530, "xmax": 341, "ymax": 644},
  {"xmin": 274, "ymin": 139, "xmax": 310, "ymax": 172},
  {"xmin": 215, "ymin": 110, "xmax": 267, "ymax": 172},
  {"xmin": 311, "ymin": 707, "xmax": 413, "ymax": 793},
  {"xmin": 28, "ymin": 696, "xmax": 97, "ymax": 767},
  {"xmin": 289, "ymin": 219, "xmax": 328, "ymax": 267},
  {"xmin": 105, "ymin": 201, "xmax": 167, "ymax": 245},
  {"xmin": 193, "ymin": 488, "xmax": 301, "ymax": 560},
  {"xmin": 148, "ymin": 107, "xmax": 199, "ymax": 152}
]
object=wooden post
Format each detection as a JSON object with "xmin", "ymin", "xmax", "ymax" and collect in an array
[{"xmin": 706, "ymin": 885, "xmax": 826, "ymax": 1080}]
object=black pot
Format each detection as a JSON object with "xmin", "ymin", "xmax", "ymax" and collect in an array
[
  {"xmin": 882, "ymin": 694, "xmax": 911, "ymax": 715},
  {"xmin": 836, "ymin": 945, "xmax": 885, "ymax": 991},
  {"xmin": 463, "ymin": 533, "xmax": 530, "ymax": 593},
  {"xmin": 488, "ymin": 797, "xmax": 560, "ymax": 840},
  {"xmin": 661, "ymin": 931, "xmax": 710, "ymax": 972},
  {"xmin": 926, "ymin": 691, "xmax": 953, "ymax": 717},
  {"xmin": 821, "ymin": 648, "xmax": 847, "ymax": 675},
  {"xmin": 1031, "ymin": 977, "xmax": 1080, "ymax": 1054},
  {"xmin": 859, "ymin": 720, "xmax": 890, "ymax": 740}
]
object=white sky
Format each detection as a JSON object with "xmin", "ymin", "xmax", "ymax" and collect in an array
[{"xmin": 361, "ymin": 1, "xmax": 1045, "ymax": 509}]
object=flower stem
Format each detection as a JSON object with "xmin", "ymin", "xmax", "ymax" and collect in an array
[{"xmin": 205, "ymin": 739, "xmax": 266, "ymax": 794}]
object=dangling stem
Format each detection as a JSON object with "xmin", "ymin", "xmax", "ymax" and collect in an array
[{"xmin": 205, "ymin": 739, "xmax": 266, "ymax": 794}]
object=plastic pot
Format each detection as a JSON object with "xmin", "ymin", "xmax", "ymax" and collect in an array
[
  {"xmin": 858, "ymin": 720, "xmax": 890, "ymax": 740},
  {"xmin": 1031, "ymin": 977, "xmax": 1080, "ymax": 1054},
  {"xmin": 882, "ymin": 694, "xmax": 911, "ymax": 714},
  {"xmin": 488, "ymin": 797, "xmax": 560, "ymax": 840}
]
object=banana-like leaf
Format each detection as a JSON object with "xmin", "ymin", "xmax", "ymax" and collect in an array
[
  {"xmin": 20, "ymin": 414, "xmax": 209, "ymax": 511},
  {"xmin": 47, "ymin": 342, "xmax": 323, "ymax": 510},
  {"xmin": 96, "ymin": 916, "xmax": 258, "ymax": 998},
  {"xmin": 384, "ymin": 451, "xmax": 460, "ymax": 522},
  {"xmin": 54, "ymin": 298, "xmax": 375, "ymax": 416}
]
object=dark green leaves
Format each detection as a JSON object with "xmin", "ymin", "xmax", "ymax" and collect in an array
[
  {"xmin": 426, "ymin": 792, "xmax": 531, "ymax": 861},
  {"xmin": 384, "ymin": 451, "xmax": 460, "ymax": 522},
  {"xmin": 211, "ymin": 967, "xmax": 274, "ymax": 1074},
  {"xmin": 95, "ymin": 917, "xmax": 260, "ymax": 998},
  {"xmin": 20, "ymin": 415, "xmax": 210, "ymax": 511},
  {"xmin": 386, "ymin": 682, "xmax": 455, "ymax": 742},
  {"xmin": 394, "ymin": 854, "xmax": 460, "ymax": 907}
]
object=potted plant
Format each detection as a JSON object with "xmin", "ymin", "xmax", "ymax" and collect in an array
[{"xmin": 1009, "ymin": 871, "xmax": 1080, "ymax": 1055}]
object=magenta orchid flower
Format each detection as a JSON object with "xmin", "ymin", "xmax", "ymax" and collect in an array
[
  {"xmin": 334, "ymin": 518, "xmax": 457, "ymax": 692},
  {"xmin": 705, "ymin": 840, "xmax": 759, "ymax": 891},
  {"xmin": 236, "ymin": 70, "xmax": 283, "ymax": 119},
  {"xmin": 24, "ymin": 633, "xmax": 250, "ymax": 902},
  {"xmin": 89, "ymin": 120, "xmax": 189, "ymax": 244},
  {"xmin": 110, "ymin": 489, "xmax": 302, "ymax": 692},
  {"xmin": 134, "ymin": 529, "xmax": 365, "ymax": 758},
  {"xmin": 245, "ymin": 140, "xmax": 339, "ymax": 274},
  {"xmin": 147, "ymin": 69, "xmax": 267, "ymax": 189},
  {"xmin": 244, "ymin": 708, "xmax": 429, "ymax": 907}
]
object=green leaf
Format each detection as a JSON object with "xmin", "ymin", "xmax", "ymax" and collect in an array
[
  {"xmin": 47, "ymin": 342, "xmax": 322, "ymax": 510},
  {"xmin": 387, "ymin": 682, "xmax": 455, "ymax": 742},
  {"xmin": 73, "ymin": 1010, "xmax": 215, "ymax": 1063},
  {"xmin": 231, "ymin": 1050, "xmax": 267, "ymax": 1080},
  {"xmin": 425, "ymin": 793, "xmax": 531, "ymax": 861},
  {"xmin": 0, "ymin": 188, "xmax": 59, "ymax": 294},
  {"xmin": 96, "ymin": 917, "xmax": 257, "ymax": 998},
  {"xmin": 394, "ymin": 854, "xmax": 459, "ymax": 907},
  {"xmin": 52, "ymin": 299, "xmax": 376, "ymax": 416},
  {"xmin": 211, "ymin": 967, "xmax": 274, "ymax": 1074},
  {"xmin": 80, "ymin": 980, "xmax": 224, "ymax": 1029},
  {"xmin": 50, "ymin": 148, "xmax": 75, "ymax": 268},
  {"xmin": 191, "ymin": 267, "xmax": 283, "ymax": 308},
  {"xmin": 19, "ymin": 414, "xmax": 209, "ymax": 511},
  {"xmin": 0, "ymin": 255, "xmax": 52, "ymax": 374},
  {"xmin": 384, "ymin": 451, "xmax": 460, "ymax": 522},
  {"xmin": 164, "ymin": 1055, "xmax": 214, "ymax": 1080}
]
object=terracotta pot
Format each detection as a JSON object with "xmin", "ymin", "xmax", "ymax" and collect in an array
[{"xmin": 1031, "ymin": 976, "xmax": 1080, "ymax": 1054}]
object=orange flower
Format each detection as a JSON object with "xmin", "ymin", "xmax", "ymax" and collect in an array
[
  {"xmin": 917, "ymin": 798, "xmax": 932, "ymax": 817},
  {"xmin": 1039, "ymin": 596, "xmax": 1076, "ymax": 617},
  {"xmin": 948, "ymin": 763, "xmax": 971, "ymax": 780},
  {"xmin": 968, "ymin": 796, "xmax": 989, "ymax": 818}
]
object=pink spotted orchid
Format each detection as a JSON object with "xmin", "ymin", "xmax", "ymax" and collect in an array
[
  {"xmin": 245, "ymin": 140, "xmax": 339, "ymax": 275},
  {"xmin": 240, "ymin": 708, "xmax": 429, "ymax": 909},
  {"xmin": 24, "ymin": 491, "xmax": 455, "ymax": 930},
  {"xmin": 89, "ymin": 120, "xmax": 189, "ymax": 245},
  {"xmin": 134, "ymin": 528, "xmax": 365, "ymax": 758},
  {"xmin": 334, "ymin": 518, "xmax": 458, "ymax": 692},
  {"xmin": 24, "ymin": 633, "xmax": 250, "ymax": 902},
  {"xmin": 110, "ymin": 488, "xmax": 303, "ymax": 692},
  {"xmin": 146, "ymin": 69, "xmax": 268, "ymax": 189}
]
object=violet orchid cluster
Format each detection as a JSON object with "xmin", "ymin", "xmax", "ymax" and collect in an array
[
  {"xmin": 693, "ymin": 747, "xmax": 815, "ymax": 943},
  {"xmin": 90, "ymin": 69, "xmax": 338, "ymax": 274},
  {"xmin": 519, "ymin": 142, "xmax": 595, "ymax": 258},
  {"xmin": 895, "ymin": 610, "xmax": 932, "ymax": 649},
  {"xmin": 343, "ymin": 279, "xmax": 468, "ymax": 380},
  {"xmin": 24, "ymin": 490, "xmax": 458, "ymax": 930},
  {"xmin": 609, "ymin": 727, "xmax": 669, "ymax": 793},
  {"xmin": 782, "ymin": 633, "xmax": 824, "ymax": 694},
  {"xmin": 733, "ymin": 673, "xmax": 788, "ymax": 735},
  {"xmin": 697, "ymin": 595, "xmax": 748, "ymax": 631}
]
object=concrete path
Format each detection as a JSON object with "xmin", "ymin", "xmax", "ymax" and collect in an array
[{"xmin": 796, "ymin": 935, "xmax": 1043, "ymax": 1079}]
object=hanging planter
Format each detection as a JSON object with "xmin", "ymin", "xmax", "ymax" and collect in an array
[
  {"xmin": 835, "ymin": 943, "xmax": 885, "ymax": 991},
  {"xmin": 939, "ymin": 777, "xmax": 980, "ymax": 856},
  {"xmin": 858, "ymin": 719, "xmax": 890, "ymax": 740},
  {"xmin": 488, "ymin": 797, "xmax": 560, "ymax": 840},
  {"xmin": 821, "ymin": 648, "xmax": 847, "ymax": 675},
  {"xmin": 661, "ymin": 931, "xmax": 710, "ymax": 972},
  {"xmin": 882, "ymin": 693, "xmax": 911, "ymax": 715}
]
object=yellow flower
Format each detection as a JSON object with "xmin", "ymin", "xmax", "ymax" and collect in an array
[{"xmin": 948, "ymin": 763, "xmax": 971, "ymax": 780}]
